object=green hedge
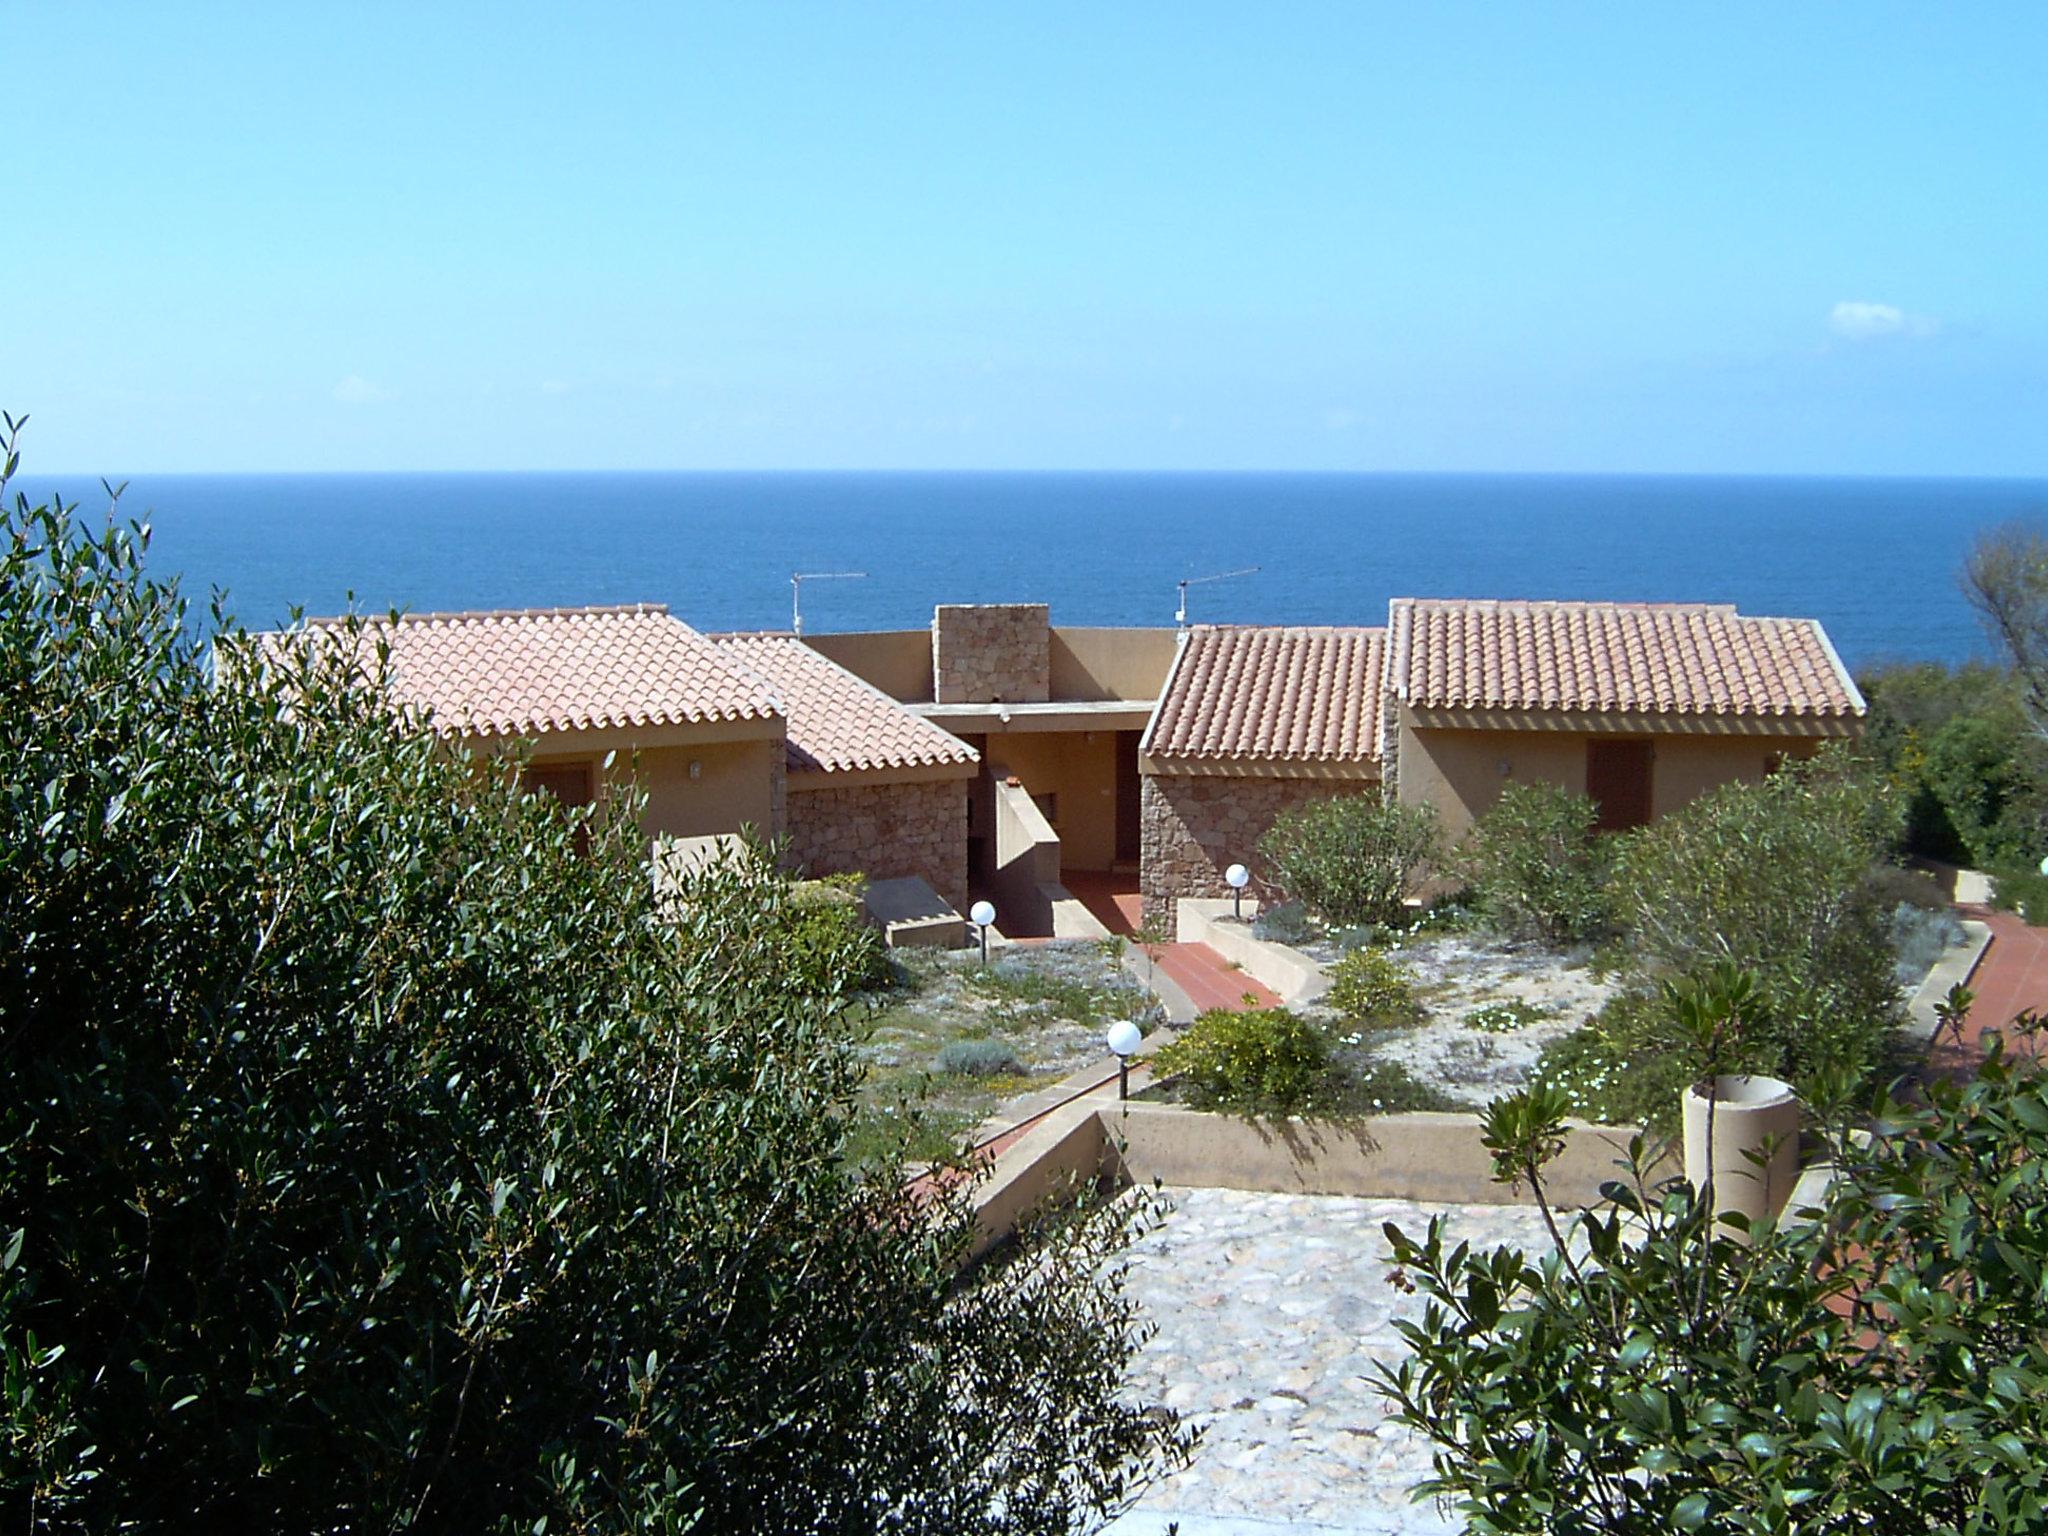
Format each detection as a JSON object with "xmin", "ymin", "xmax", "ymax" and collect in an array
[{"xmin": 0, "ymin": 458, "xmax": 1187, "ymax": 1531}]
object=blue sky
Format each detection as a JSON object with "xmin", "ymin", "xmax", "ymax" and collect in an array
[{"xmin": 10, "ymin": 3, "xmax": 2047, "ymax": 474}]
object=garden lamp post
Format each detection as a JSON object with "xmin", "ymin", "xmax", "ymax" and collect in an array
[
  {"xmin": 970, "ymin": 900, "xmax": 996, "ymax": 965},
  {"xmin": 1106, "ymin": 1019, "xmax": 1143, "ymax": 1101},
  {"xmin": 1225, "ymin": 862, "xmax": 1250, "ymax": 921}
]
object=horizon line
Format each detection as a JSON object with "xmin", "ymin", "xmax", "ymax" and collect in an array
[{"xmin": 21, "ymin": 464, "xmax": 2048, "ymax": 484}]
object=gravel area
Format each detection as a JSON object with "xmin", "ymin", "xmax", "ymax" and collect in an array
[
  {"xmin": 1337, "ymin": 934, "xmax": 1619, "ymax": 1106},
  {"xmin": 1108, "ymin": 1186, "xmax": 1555, "ymax": 1534}
]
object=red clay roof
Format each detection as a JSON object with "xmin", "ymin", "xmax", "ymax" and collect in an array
[
  {"xmin": 714, "ymin": 633, "xmax": 979, "ymax": 775},
  {"xmin": 1144, "ymin": 625, "xmax": 1387, "ymax": 763},
  {"xmin": 1387, "ymin": 599, "xmax": 1864, "ymax": 718},
  {"xmin": 255, "ymin": 605, "xmax": 780, "ymax": 737}
]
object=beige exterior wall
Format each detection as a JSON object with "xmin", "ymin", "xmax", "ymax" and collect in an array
[
  {"xmin": 1140, "ymin": 771, "xmax": 1377, "ymax": 924},
  {"xmin": 800, "ymin": 630, "xmax": 934, "ymax": 702},
  {"xmin": 1393, "ymin": 715, "xmax": 1826, "ymax": 842},
  {"xmin": 527, "ymin": 738, "xmax": 783, "ymax": 844},
  {"xmin": 933, "ymin": 604, "xmax": 1051, "ymax": 704},
  {"xmin": 783, "ymin": 777, "xmax": 969, "ymax": 911},
  {"xmin": 1048, "ymin": 627, "xmax": 1179, "ymax": 702},
  {"xmin": 991, "ymin": 730, "xmax": 1118, "ymax": 871}
]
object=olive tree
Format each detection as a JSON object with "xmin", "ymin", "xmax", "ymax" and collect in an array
[
  {"xmin": 1964, "ymin": 518, "xmax": 2048, "ymax": 730},
  {"xmin": 0, "ymin": 420, "xmax": 1188, "ymax": 1533}
]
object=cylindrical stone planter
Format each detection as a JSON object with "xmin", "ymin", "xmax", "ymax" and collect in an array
[{"xmin": 1681, "ymin": 1074, "xmax": 1801, "ymax": 1235}]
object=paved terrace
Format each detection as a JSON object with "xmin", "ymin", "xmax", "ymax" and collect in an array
[{"xmin": 1106, "ymin": 1187, "xmax": 1552, "ymax": 1536}]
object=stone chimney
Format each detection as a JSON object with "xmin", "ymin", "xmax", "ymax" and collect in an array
[{"xmin": 931, "ymin": 604, "xmax": 1050, "ymax": 704}]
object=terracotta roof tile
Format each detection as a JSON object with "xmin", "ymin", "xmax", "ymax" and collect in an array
[
  {"xmin": 714, "ymin": 633, "xmax": 979, "ymax": 775},
  {"xmin": 1387, "ymin": 599, "xmax": 1864, "ymax": 717},
  {"xmin": 254, "ymin": 605, "xmax": 780, "ymax": 736},
  {"xmin": 1144, "ymin": 626, "xmax": 1387, "ymax": 763}
]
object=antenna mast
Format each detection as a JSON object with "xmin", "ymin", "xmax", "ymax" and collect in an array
[
  {"xmin": 1176, "ymin": 566, "xmax": 1260, "ymax": 626},
  {"xmin": 791, "ymin": 570, "xmax": 866, "ymax": 636}
]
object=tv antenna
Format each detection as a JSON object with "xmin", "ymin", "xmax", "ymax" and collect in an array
[
  {"xmin": 1176, "ymin": 566, "xmax": 1260, "ymax": 626},
  {"xmin": 791, "ymin": 570, "xmax": 866, "ymax": 636}
]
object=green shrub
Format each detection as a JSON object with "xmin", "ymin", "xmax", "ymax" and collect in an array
[
  {"xmin": 1991, "ymin": 865, "xmax": 2048, "ymax": 924},
  {"xmin": 1886, "ymin": 899, "xmax": 1965, "ymax": 987},
  {"xmin": 1151, "ymin": 1007, "xmax": 1330, "ymax": 1117},
  {"xmin": 1860, "ymin": 659, "xmax": 2048, "ymax": 865},
  {"xmin": 1462, "ymin": 781, "xmax": 1612, "ymax": 943},
  {"xmin": 935, "ymin": 1037, "xmax": 1024, "ymax": 1076},
  {"xmin": 0, "ymin": 451, "xmax": 1188, "ymax": 1532},
  {"xmin": 1324, "ymin": 947, "xmax": 1421, "ymax": 1026},
  {"xmin": 1320, "ymin": 1057, "xmax": 1463, "ymax": 1116},
  {"xmin": 1258, "ymin": 794, "xmax": 1441, "ymax": 928},
  {"xmin": 1380, "ymin": 1045, "xmax": 2048, "ymax": 1533},
  {"xmin": 1529, "ymin": 1004, "xmax": 1696, "ymax": 1130},
  {"xmin": 782, "ymin": 880, "xmax": 892, "ymax": 993},
  {"xmin": 1250, "ymin": 899, "xmax": 1316, "ymax": 945},
  {"xmin": 1611, "ymin": 746, "xmax": 1905, "ymax": 1098}
]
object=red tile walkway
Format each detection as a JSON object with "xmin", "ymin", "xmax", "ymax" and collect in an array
[
  {"xmin": 1151, "ymin": 941, "xmax": 1282, "ymax": 1013},
  {"xmin": 1061, "ymin": 869, "xmax": 1144, "ymax": 937},
  {"xmin": 1926, "ymin": 905, "xmax": 2048, "ymax": 1076}
]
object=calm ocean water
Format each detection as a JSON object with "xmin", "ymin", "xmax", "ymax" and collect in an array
[{"xmin": 16, "ymin": 471, "xmax": 2048, "ymax": 667}]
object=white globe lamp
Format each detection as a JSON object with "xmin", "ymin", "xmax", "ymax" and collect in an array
[
  {"xmin": 969, "ymin": 900, "xmax": 997, "ymax": 964},
  {"xmin": 1224, "ymin": 862, "xmax": 1251, "ymax": 920},
  {"xmin": 1106, "ymin": 1019, "xmax": 1144, "ymax": 1099}
]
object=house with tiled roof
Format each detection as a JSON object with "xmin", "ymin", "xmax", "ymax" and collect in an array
[
  {"xmin": 1137, "ymin": 626, "xmax": 1387, "ymax": 916},
  {"xmin": 245, "ymin": 592, "xmax": 1865, "ymax": 940},
  {"xmin": 251, "ymin": 605, "xmax": 793, "ymax": 842},
  {"xmin": 1383, "ymin": 598, "xmax": 1864, "ymax": 842},
  {"xmin": 1124, "ymin": 598, "xmax": 1865, "ymax": 920},
  {"xmin": 713, "ymin": 633, "xmax": 979, "ymax": 908}
]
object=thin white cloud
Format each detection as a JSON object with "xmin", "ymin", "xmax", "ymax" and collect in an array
[
  {"xmin": 1829, "ymin": 301, "xmax": 1938, "ymax": 341},
  {"xmin": 332, "ymin": 374, "xmax": 389, "ymax": 404}
]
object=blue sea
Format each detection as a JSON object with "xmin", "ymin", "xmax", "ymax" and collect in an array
[{"xmin": 15, "ymin": 471, "xmax": 2048, "ymax": 667}]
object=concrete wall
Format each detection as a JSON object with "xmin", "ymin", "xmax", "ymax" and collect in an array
[
  {"xmin": 1048, "ymin": 627, "xmax": 1179, "ymax": 702},
  {"xmin": 547, "ymin": 739, "xmax": 783, "ymax": 843},
  {"xmin": 991, "ymin": 775, "xmax": 1062, "ymax": 934},
  {"xmin": 800, "ymin": 629, "xmax": 934, "ymax": 702},
  {"xmin": 1107, "ymin": 1102, "xmax": 1651, "ymax": 1208},
  {"xmin": 784, "ymin": 777, "xmax": 970, "ymax": 911},
  {"xmin": 991, "ymin": 731, "xmax": 1119, "ymax": 870},
  {"xmin": 1140, "ymin": 771, "xmax": 1375, "ymax": 924},
  {"xmin": 933, "ymin": 604, "xmax": 1051, "ymax": 705},
  {"xmin": 1393, "ymin": 715, "xmax": 1820, "ymax": 842}
]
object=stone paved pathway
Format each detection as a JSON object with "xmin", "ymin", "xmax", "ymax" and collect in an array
[{"xmin": 1107, "ymin": 1187, "xmax": 1554, "ymax": 1535}]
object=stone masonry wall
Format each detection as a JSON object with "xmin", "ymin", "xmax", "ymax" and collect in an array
[
  {"xmin": 1140, "ymin": 772, "xmax": 1377, "ymax": 927},
  {"xmin": 932, "ymin": 604, "xmax": 1050, "ymax": 705},
  {"xmin": 785, "ymin": 778, "xmax": 969, "ymax": 912}
]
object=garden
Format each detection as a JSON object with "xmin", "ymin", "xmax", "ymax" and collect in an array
[
  {"xmin": 831, "ymin": 924, "xmax": 1165, "ymax": 1165},
  {"xmin": 1148, "ymin": 747, "xmax": 1966, "ymax": 1132}
]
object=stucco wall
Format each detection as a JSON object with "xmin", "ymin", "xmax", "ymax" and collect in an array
[
  {"xmin": 1048, "ymin": 627, "xmax": 1179, "ymax": 702},
  {"xmin": 1140, "ymin": 772, "xmax": 1376, "ymax": 924},
  {"xmin": 932, "ymin": 604, "xmax": 1051, "ymax": 704},
  {"xmin": 800, "ymin": 629, "xmax": 934, "ymax": 702},
  {"xmin": 544, "ymin": 739, "xmax": 782, "ymax": 843},
  {"xmin": 784, "ymin": 778, "xmax": 969, "ymax": 911},
  {"xmin": 1394, "ymin": 718, "xmax": 1822, "ymax": 842},
  {"xmin": 990, "ymin": 730, "xmax": 1119, "ymax": 870}
]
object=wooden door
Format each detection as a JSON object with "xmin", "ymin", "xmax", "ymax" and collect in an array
[
  {"xmin": 1114, "ymin": 731, "xmax": 1142, "ymax": 864},
  {"xmin": 1585, "ymin": 740, "xmax": 1653, "ymax": 831}
]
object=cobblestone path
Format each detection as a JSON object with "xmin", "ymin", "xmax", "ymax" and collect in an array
[{"xmin": 1107, "ymin": 1187, "xmax": 1554, "ymax": 1535}]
